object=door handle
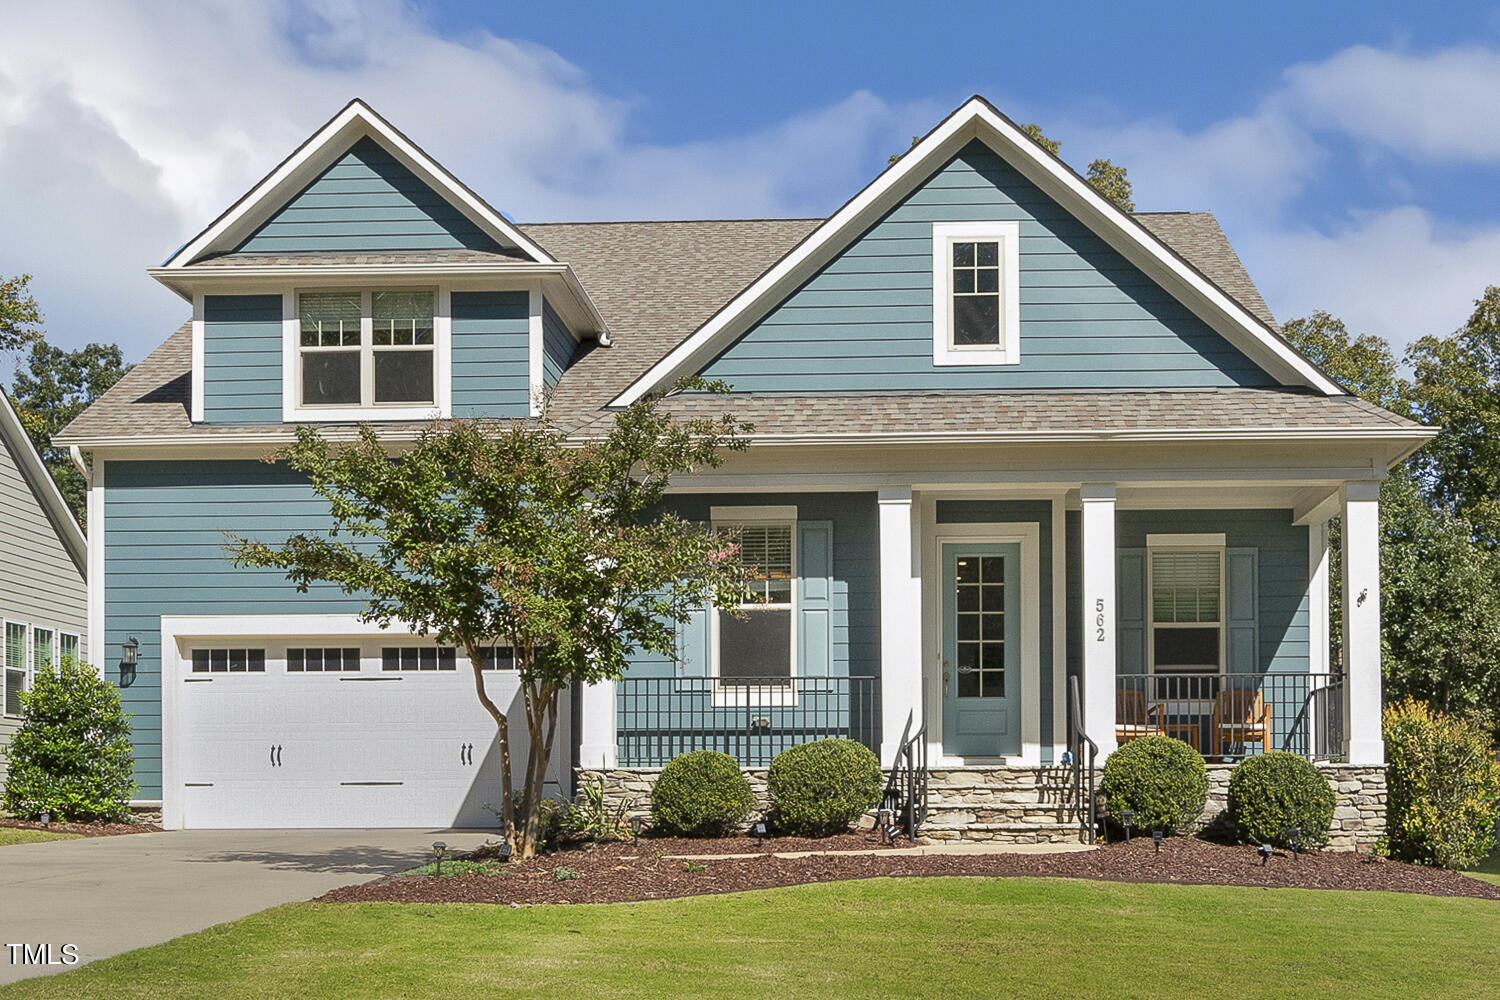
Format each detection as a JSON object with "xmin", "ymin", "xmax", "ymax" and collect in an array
[
  {"xmin": 275, "ymin": 744, "xmax": 282, "ymax": 767},
  {"xmin": 270, "ymin": 744, "xmax": 275, "ymax": 767}
]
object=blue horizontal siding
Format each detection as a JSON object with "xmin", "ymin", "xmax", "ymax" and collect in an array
[
  {"xmin": 541, "ymin": 298, "xmax": 574, "ymax": 389},
  {"xmin": 697, "ymin": 140, "xmax": 1277, "ymax": 392},
  {"xmin": 451, "ymin": 290, "xmax": 530, "ymax": 417},
  {"xmin": 103, "ymin": 460, "xmax": 376, "ymax": 798},
  {"xmin": 236, "ymin": 137, "xmax": 501, "ymax": 254},
  {"xmin": 202, "ymin": 295, "xmax": 282, "ymax": 423}
]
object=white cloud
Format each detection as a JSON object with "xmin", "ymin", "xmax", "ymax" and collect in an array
[
  {"xmin": 0, "ymin": 0, "xmax": 933, "ymax": 359},
  {"xmin": 0, "ymin": 5, "xmax": 1496, "ymax": 367}
]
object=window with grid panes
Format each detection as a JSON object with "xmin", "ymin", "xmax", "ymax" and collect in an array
[
  {"xmin": 298, "ymin": 290, "xmax": 435, "ymax": 407},
  {"xmin": 190, "ymin": 648, "xmax": 267, "ymax": 673},
  {"xmin": 951, "ymin": 241, "xmax": 1002, "ymax": 346},
  {"xmin": 287, "ymin": 647, "xmax": 361, "ymax": 672},
  {"xmin": 718, "ymin": 523, "xmax": 794, "ymax": 683}
]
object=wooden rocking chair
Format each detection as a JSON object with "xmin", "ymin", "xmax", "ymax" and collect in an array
[
  {"xmin": 1115, "ymin": 688, "xmax": 1167, "ymax": 745},
  {"xmin": 1212, "ymin": 688, "xmax": 1272, "ymax": 758}
]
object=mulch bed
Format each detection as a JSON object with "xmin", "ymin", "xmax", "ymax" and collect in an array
[
  {"xmin": 316, "ymin": 834, "xmax": 1500, "ymax": 906},
  {"xmin": 1, "ymin": 817, "xmax": 162, "ymax": 837}
]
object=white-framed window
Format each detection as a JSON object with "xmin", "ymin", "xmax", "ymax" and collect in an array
[
  {"xmin": 711, "ymin": 506, "xmax": 797, "ymax": 689},
  {"xmin": 31, "ymin": 627, "xmax": 53, "ymax": 674},
  {"xmin": 4, "ymin": 621, "xmax": 27, "ymax": 717},
  {"xmin": 294, "ymin": 289, "xmax": 438, "ymax": 416},
  {"xmin": 59, "ymin": 633, "xmax": 79, "ymax": 664},
  {"xmin": 1148, "ymin": 543, "xmax": 1225, "ymax": 674},
  {"xmin": 931, "ymin": 220, "xmax": 1021, "ymax": 366}
]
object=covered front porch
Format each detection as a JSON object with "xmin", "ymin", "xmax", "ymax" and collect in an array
[{"xmin": 575, "ymin": 474, "xmax": 1384, "ymax": 775}]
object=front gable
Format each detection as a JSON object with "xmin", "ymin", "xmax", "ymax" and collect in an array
[
  {"xmin": 234, "ymin": 136, "xmax": 503, "ymax": 255},
  {"xmin": 697, "ymin": 140, "xmax": 1276, "ymax": 392},
  {"xmin": 613, "ymin": 97, "xmax": 1341, "ymax": 405}
]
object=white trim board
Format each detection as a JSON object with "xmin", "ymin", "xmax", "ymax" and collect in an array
[
  {"xmin": 609, "ymin": 96, "xmax": 1343, "ymax": 406},
  {"xmin": 161, "ymin": 99, "xmax": 553, "ymax": 268}
]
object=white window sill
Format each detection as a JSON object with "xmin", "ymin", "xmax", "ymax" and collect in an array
[
  {"xmin": 931, "ymin": 348, "xmax": 1021, "ymax": 367},
  {"xmin": 287, "ymin": 404, "xmax": 445, "ymax": 422},
  {"xmin": 711, "ymin": 681, "xmax": 799, "ymax": 708}
]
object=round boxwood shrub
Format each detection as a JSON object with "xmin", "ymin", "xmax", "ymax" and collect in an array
[
  {"xmin": 650, "ymin": 750, "xmax": 755, "ymax": 837},
  {"xmin": 767, "ymin": 738, "xmax": 884, "ymax": 837},
  {"xmin": 1226, "ymin": 751, "xmax": 1336, "ymax": 846},
  {"xmin": 3, "ymin": 660, "xmax": 137, "ymax": 823},
  {"xmin": 1098, "ymin": 735, "xmax": 1208, "ymax": 835}
]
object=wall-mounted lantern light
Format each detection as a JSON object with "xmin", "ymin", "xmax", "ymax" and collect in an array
[{"xmin": 120, "ymin": 637, "xmax": 140, "ymax": 667}]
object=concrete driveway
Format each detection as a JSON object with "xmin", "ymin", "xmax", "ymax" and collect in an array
[{"xmin": 0, "ymin": 828, "xmax": 498, "ymax": 984}]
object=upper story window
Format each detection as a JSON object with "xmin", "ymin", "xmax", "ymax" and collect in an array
[
  {"xmin": 931, "ymin": 221, "xmax": 1020, "ymax": 367},
  {"xmin": 298, "ymin": 290, "xmax": 435, "ymax": 409}
]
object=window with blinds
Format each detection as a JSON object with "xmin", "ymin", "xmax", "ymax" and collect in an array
[
  {"xmin": 718, "ymin": 521, "xmax": 794, "ymax": 682},
  {"xmin": 1150, "ymin": 550, "xmax": 1223, "ymax": 672}
]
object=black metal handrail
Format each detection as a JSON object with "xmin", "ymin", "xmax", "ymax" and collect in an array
[
  {"xmin": 879, "ymin": 710, "xmax": 928, "ymax": 843},
  {"xmin": 1115, "ymin": 671, "xmax": 1343, "ymax": 760},
  {"xmin": 1068, "ymin": 674, "xmax": 1098, "ymax": 844},
  {"xmin": 616, "ymin": 675, "xmax": 879, "ymax": 767}
]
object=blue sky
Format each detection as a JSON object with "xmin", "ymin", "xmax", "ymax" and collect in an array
[{"xmin": 2, "ymin": 0, "xmax": 1499, "ymax": 365}]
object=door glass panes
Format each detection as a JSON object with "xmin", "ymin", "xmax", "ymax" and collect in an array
[
  {"xmin": 952, "ymin": 240, "xmax": 1001, "ymax": 346},
  {"xmin": 190, "ymin": 648, "xmax": 266, "ymax": 673},
  {"xmin": 381, "ymin": 646, "xmax": 458, "ymax": 671},
  {"xmin": 954, "ymin": 554, "xmax": 1005, "ymax": 697},
  {"xmin": 287, "ymin": 648, "xmax": 361, "ymax": 672}
]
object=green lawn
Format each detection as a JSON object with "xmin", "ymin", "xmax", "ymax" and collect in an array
[
  {"xmin": 2, "ymin": 878, "xmax": 1498, "ymax": 999},
  {"xmin": 0, "ymin": 828, "xmax": 80, "ymax": 846},
  {"xmin": 1470, "ymin": 848, "xmax": 1500, "ymax": 886}
]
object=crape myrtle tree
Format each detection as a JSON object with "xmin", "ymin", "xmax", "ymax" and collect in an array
[{"xmin": 229, "ymin": 378, "xmax": 753, "ymax": 857}]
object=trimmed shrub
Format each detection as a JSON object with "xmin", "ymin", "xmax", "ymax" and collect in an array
[
  {"xmin": 3, "ymin": 660, "xmax": 137, "ymax": 823},
  {"xmin": 1098, "ymin": 735, "xmax": 1208, "ymax": 835},
  {"xmin": 1226, "ymin": 751, "xmax": 1335, "ymax": 846},
  {"xmin": 650, "ymin": 750, "xmax": 755, "ymax": 837},
  {"xmin": 767, "ymin": 738, "xmax": 884, "ymax": 837},
  {"xmin": 1383, "ymin": 698, "xmax": 1500, "ymax": 870}
]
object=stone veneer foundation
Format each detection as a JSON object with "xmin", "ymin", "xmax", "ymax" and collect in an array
[{"xmin": 578, "ymin": 762, "xmax": 1387, "ymax": 851}]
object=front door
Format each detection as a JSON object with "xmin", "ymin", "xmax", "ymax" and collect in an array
[{"xmin": 941, "ymin": 543, "xmax": 1021, "ymax": 757}]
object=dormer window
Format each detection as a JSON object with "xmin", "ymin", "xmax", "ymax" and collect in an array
[
  {"xmin": 297, "ymin": 290, "xmax": 435, "ymax": 409},
  {"xmin": 931, "ymin": 221, "xmax": 1020, "ymax": 366}
]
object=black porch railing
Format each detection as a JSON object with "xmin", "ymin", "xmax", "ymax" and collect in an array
[
  {"xmin": 1115, "ymin": 671, "xmax": 1344, "ymax": 760},
  {"xmin": 616, "ymin": 675, "xmax": 880, "ymax": 767}
]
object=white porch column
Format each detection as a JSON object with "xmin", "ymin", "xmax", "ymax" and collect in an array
[
  {"xmin": 1341, "ymin": 481, "xmax": 1384, "ymax": 766},
  {"xmin": 879, "ymin": 486, "xmax": 922, "ymax": 765},
  {"xmin": 577, "ymin": 679, "xmax": 618, "ymax": 770},
  {"xmin": 1080, "ymin": 483, "xmax": 1118, "ymax": 758},
  {"xmin": 1308, "ymin": 520, "xmax": 1330, "ymax": 676}
]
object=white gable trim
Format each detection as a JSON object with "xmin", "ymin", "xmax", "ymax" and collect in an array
[
  {"xmin": 161, "ymin": 99, "xmax": 555, "ymax": 268},
  {"xmin": 609, "ymin": 97, "xmax": 1342, "ymax": 406},
  {"xmin": 0, "ymin": 389, "xmax": 86, "ymax": 572}
]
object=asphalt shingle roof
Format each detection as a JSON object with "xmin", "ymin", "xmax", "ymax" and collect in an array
[{"xmin": 59, "ymin": 212, "xmax": 1423, "ymax": 444}]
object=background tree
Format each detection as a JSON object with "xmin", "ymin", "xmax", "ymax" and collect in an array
[
  {"xmin": 11, "ymin": 341, "xmax": 131, "ymax": 523},
  {"xmin": 1021, "ymin": 123, "xmax": 1134, "ymax": 210},
  {"xmin": 0, "ymin": 274, "xmax": 44, "ymax": 353},
  {"xmin": 1407, "ymin": 285, "xmax": 1500, "ymax": 541},
  {"xmin": 230, "ymin": 381, "xmax": 753, "ymax": 857}
]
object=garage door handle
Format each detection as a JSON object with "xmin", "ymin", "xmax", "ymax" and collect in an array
[{"xmin": 270, "ymin": 744, "xmax": 282, "ymax": 767}]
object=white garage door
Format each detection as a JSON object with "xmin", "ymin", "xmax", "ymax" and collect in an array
[{"xmin": 172, "ymin": 638, "xmax": 562, "ymax": 829}]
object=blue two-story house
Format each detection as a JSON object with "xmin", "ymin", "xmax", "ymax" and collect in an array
[{"xmin": 60, "ymin": 97, "xmax": 1430, "ymax": 842}]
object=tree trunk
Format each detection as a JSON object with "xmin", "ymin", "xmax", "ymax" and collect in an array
[{"xmin": 463, "ymin": 641, "xmax": 515, "ymax": 848}]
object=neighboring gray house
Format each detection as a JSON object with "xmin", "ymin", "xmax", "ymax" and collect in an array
[
  {"xmin": 58, "ymin": 97, "xmax": 1430, "ymax": 843},
  {"xmin": 0, "ymin": 389, "xmax": 87, "ymax": 776}
]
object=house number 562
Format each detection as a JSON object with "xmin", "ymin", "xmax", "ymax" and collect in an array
[{"xmin": 1095, "ymin": 598, "xmax": 1107, "ymax": 642}]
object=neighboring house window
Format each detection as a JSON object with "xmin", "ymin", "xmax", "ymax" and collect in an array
[
  {"xmin": 32, "ymin": 628, "xmax": 52, "ymax": 673},
  {"xmin": 4, "ymin": 622, "xmax": 26, "ymax": 717},
  {"xmin": 382, "ymin": 646, "xmax": 457, "ymax": 672},
  {"xmin": 60, "ymin": 633, "xmax": 79, "ymax": 664},
  {"xmin": 297, "ymin": 290, "xmax": 435, "ymax": 409},
  {"xmin": 288, "ymin": 647, "xmax": 361, "ymax": 673},
  {"xmin": 931, "ymin": 220, "xmax": 1020, "ymax": 366},
  {"xmin": 1149, "ymin": 549, "xmax": 1224, "ymax": 673},
  {"xmin": 714, "ymin": 515, "xmax": 796, "ymax": 685},
  {"xmin": 191, "ymin": 648, "xmax": 267, "ymax": 673}
]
